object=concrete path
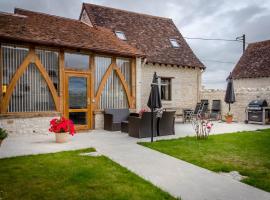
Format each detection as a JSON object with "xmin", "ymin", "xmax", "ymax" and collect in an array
[{"xmin": 1, "ymin": 122, "xmax": 270, "ymax": 200}]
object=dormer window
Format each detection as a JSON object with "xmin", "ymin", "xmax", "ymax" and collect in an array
[
  {"xmin": 115, "ymin": 31, "xmax": 127, "ymax": 40},
  {"xmin": 169, "ymin": 39, "xmax": 180, "ymax": 48}
]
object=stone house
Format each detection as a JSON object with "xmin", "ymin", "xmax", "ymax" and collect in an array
[
  {"xmin": 231, "ymin": 40, "xmax": 270, "ymax": 89},
  {"xmin": 0, "ymin": 3, "xmax": 203, "ymax": 134},
  {"xmin": 202, "ymin": 40, "xmax": 270, "ymax": 122}
]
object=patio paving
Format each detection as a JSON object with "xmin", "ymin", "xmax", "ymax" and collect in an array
[{"xmin": 0, "ymin": 122, "xmax": 270, "ymax": 200}]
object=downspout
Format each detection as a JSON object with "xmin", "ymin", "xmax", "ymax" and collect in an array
[{"xmin": 142, "ymin": 57, "xmax": 147, "ymax": 66}]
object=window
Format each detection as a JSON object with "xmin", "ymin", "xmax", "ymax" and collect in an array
[
  {"xmin": 169, "ymin": 39, "xmax": 180, "ymax": 48},
  {"xmin": 1, "ymin": 45, "xmax": 57, "ymax": 112},
  {"xmin": 64, "ymin": 52, "xmax": 89, "ymax": 70},
  {"xmin": 115, "ymin": 31, "xmax": 127, "ymax": 40},
  {"xmin": 159, "ymin": 78, "xmax": 172, "ymax": 101},
  {"xmin": 94, "ymin": 56, "xmax": 131, "ymax": 109}
]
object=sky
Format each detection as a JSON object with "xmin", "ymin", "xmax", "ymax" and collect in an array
[{"xmin": 1, "ymin": 0, "xmax": 269, "ymax": 89}]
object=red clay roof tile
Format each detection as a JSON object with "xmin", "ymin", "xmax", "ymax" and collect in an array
[
  {"xmin": 232, "ymin": 40, "xmax": 270, "ymax": 79},
  {"xmin": 0, "ymin": 9, "xmax": 144, "ymax": 57},
  {"xmin": 82, "ymin": 3, "xmax": 204, "ymax": 69}
]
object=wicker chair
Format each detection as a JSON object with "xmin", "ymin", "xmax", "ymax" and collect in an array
[
  {"xmin": 158, "ymin": 111, "xmax": 176, "ymax": 136},
  {"xmin": 104, "ymin": 109, "xmax": 130, "ymax": 131},
  {"xmin": 128, "ymin": 112, "xmax": 157, "ymax": 138}
]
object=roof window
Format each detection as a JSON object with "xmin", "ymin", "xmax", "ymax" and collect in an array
[
  {"xmin": 115, "ymin": 31, "xmax": 127, "ymax": 40},
  {"xmin": 169, "ymin": 39, "xmax": 180, "ymax": 48}
]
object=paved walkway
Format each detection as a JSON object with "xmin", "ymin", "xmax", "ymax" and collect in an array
[{"xmin": 1, "ymin": 122, "xmax": 270, "ymax": 200}]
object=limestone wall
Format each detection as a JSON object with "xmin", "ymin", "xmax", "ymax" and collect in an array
[
  {"xmin": 0, "ymin": 116, "xmax": 59, "ymax": 135},
  {"xmin": 201, "ymin": 87, "xmax": 270, "ymax": 122},
  {"xmin": 234, "ymin": 77, "xmax": 270, "ymax": 89},
  {"xmin": 141, "ymin": 63, "xmax": 202, "ymax": 114}
]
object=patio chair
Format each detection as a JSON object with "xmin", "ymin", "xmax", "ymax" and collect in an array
[
  {"xmin": 184, "ymin": 103, "xmax": 201, "ymax": 122},
  {"xmin": 128, "ymin": 112, "xmax": 157, "ymax": 138},
  {"xmin": 197, "ymin": 100, "xmax": 209, "ymax": 119},
  {"xmin": 209, "ymin": 100, "xmax": 221, "ymax": 120},
  {"xmin": 120, "ymin": 113, "xmax": 140, "ymax": 133},
  {"xmin": 157, "ymin": 111, "xmax": 176, "ymax": 136},
  {"xmin": 104, "ymin": 108, "xmax": 130, "ymax": 131}
]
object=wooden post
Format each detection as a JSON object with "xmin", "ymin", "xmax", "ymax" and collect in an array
[
  {"xmin": 90, "ymin": 54, "xmax": 95, "ymax": 129},
  {"xmin": 131, "ymin": 58, "xmax": 136, "ymax": 109},
  {"xmin": 59, "ymin": 50, "xmax": 64, "ymax": 116},
  {"xmin": 0, "ymin": 44, "xmax": 2, "ymax": 113}
]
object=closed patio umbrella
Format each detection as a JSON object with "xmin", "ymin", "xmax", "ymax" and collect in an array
[
  {"xmin": 147, "ymin": 72, "xmax": 162, "ymax": 142},
  {"xmin": 224, "ymin": 72, "xmax": 236, "ymax": 112}
]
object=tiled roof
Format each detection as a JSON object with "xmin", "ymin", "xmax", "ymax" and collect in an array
[
  {"xmin": 232, "ymin": 40, "xmax": 270, "ymax": 79},
  {"xmin": 0, "ymin": 9, "xmax": 144, "ymax": 57},
  {"xmin": 82, "ymin": 3, "xmax": 204, "ymax": 69}
]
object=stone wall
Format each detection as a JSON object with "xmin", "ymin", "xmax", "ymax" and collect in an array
[
  {"xmin": 234, "ymin": 77, "xmax": 270, "ymax": 89},
  {"xmin": 141, "ymin": 63, "xmax": 202, "ymax": 114},
  {"xmin": 0, "ymin": 116, "xmax": 59, "ymax": 136},
  {"xmin": 201, "ymin": 87, "xmax": 270, "ymax": 122}
]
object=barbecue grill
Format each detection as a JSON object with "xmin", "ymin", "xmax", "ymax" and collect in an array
[{"xmin": 246, "ymin": 100, "xmax": 270, "ymax": 124}]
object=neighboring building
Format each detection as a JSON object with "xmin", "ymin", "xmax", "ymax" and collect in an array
[
  {"xmin": 231, "ymin": 40, "xmax": 270, "ymax": 89},
  {"xmin": 0, "ymin": 3, "xmax": 203, "ymax": 134},
  {"xmin": 201, "ymin": 39, "xmax": 270, "ymax": 122}
]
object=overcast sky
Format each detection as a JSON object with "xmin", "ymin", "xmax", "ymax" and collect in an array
[{"xmin": 1, "ymin": 0, "xmax": 269, "ymax": 89}]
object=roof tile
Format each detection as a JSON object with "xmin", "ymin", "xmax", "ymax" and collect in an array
[
  {"xmin": 0, "ymin": 9, "xmax": 144, "ymax": 57},
  {"xmin": 83, "ymin": 3, "xmax": 204, "ymax": 69},
  {"xmin": 232, "ymin": 40, "xmax": 270, "ymax": 79}
]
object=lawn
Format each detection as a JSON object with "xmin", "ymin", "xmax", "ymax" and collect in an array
[
  {"xmin": 0, "ymin": 148, "xmax": 176, "ymax": 200},
  {"xmin": 140, "ymin": 129, "xmax": 270, "ymax": 192}
]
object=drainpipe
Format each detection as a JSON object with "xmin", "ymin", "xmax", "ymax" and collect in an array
[{"xmin": 142, "ymin": 57, "xmax": 147, "ymax": 67}]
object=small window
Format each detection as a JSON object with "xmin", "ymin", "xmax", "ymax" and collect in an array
[
  {"xmin": 159, "ymin": 78, "xmax": 172, "ymax": 101},
  {"xmin": 64, "ymin": 52, "xmax": 89, "ymax": 70},
  {"xmin": 169, "ymin": 39, "xmax": 180, "ymax": 48},
  {"xmin": 115, "ymin": 31, "xmax": 127, "ymax": 40}
]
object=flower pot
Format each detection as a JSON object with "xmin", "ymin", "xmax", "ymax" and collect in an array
[
  {"xmin": 55, "ymin": 133, "xmax": 69, "ymax": 143},
  {"xmin": 225, "ymin": 116, "xmax": 233, "ymax": 123}
]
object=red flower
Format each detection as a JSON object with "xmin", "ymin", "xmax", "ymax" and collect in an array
[{"xmin": 49, "ymin": 117, "xmax": 76, "ymax": 136}]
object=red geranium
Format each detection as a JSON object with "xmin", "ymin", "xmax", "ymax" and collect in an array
[{"xmin": 49, "ymin": 117, "xmax": 75, "ymax": 136}]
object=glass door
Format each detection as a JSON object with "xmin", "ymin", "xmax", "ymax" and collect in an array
[{"xmin": 65, "ymin": 73, "xmax": 91, "ymax": 130}]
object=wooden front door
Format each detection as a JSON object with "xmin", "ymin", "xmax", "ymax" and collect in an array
[{"xmin": 65, "ymin": 72, "xmax": 91, "ymax": 130}]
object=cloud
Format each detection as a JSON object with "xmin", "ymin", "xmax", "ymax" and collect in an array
[{"xmin": 0, "ymin": 0, "xmax": 269, "ymax": 89}]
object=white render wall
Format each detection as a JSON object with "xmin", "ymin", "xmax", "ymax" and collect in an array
[
  {"xmin": 140, "ymin": 63, "xmax": 202, "ymax": 114},
  {"xmin": 234, "ymin": 77, "xmax": 270, "ymax": 89}
]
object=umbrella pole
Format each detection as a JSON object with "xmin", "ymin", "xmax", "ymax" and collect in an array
[
  {"xmin": 151, "ymin": 107, "xmax": 154, "ymax": 142},
  {"xmin": 229, "ymin": 103, "xmax": 231, "ymax": 112}
]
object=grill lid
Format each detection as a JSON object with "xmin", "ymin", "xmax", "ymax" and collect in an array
[{"xmin": 248, "ymin": 100, "xmax": 268, "ymax": 107}]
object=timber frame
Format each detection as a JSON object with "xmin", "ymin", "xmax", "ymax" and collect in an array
[{"xmin": 0, "ymin": 42, "xmax": 137, "ymax": 129}]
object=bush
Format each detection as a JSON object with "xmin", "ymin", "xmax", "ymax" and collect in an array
[{"xmin": 0, "ymin": 128, "xmax": 8, "ymax": 140}]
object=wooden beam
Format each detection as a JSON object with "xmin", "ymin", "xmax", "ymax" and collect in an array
[
  {"xmin": 131, "ymin": 58, "xmax": 136, "ymax": 108},
  {"xmin": 114, "ymin": 67, "xmax": 133, "ymax": 108},
  {"xmin": 0, "ymin": 49, "xmax": 34, "ymax": 113},
  {"xmin": 90, "ymin": 55, "xmax": 95, "ymax": 128},
  {"xmin": 0, "ymin": 44, "xmax": 2, "ymax": 113},
  {"xmin": 34, "ymin": 54, "xmax": 60, "ymax": 111},
  {"xmin": 59, "ymin": 51, "xmax": 64, "ymax": 115},
  {"xmin": 94, "ymin": 60, "xmax": 114, "ymax": 106}
]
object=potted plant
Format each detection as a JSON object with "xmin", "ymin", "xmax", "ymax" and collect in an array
[
  {"xmin": 0, "ymin": 127, "xmax": 8, "ymax": 147},
  {"xmin": 49, "ymin": 117, "xmax": 75, "ymax": 143},
  {"xmin": 225, "ymin": 112, "xmax": 233, "ymax": 123},
  {"xmin": 139, "ymin": 108, "xmax": 150, "ymax": 117}
]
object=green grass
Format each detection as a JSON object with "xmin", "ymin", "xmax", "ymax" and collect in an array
[
  {"xmin": 139, "ymin": 129, "xmax": 270, "ymax": 192},
  {"xmin": 0, "ymin": 148, "xmax": 176, "ymax": 200}
]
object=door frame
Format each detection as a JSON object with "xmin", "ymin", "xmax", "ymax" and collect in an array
[{"xmin": 64, "ymin": 71, "xmax": 91, "ymax": 131}]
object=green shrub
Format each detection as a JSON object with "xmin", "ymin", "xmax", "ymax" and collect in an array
[{"xmin": 0, "ymin": 127, "xmax": 8, "ymax": 140}]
